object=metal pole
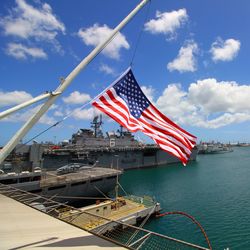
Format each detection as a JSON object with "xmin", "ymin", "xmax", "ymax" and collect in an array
[
  {"xmin": 0, "ymin": 0, "xmax": 150, "ymax": 164},
  {"xmin": 0, "ymin": 92, "xmax": 60, "ymax": 120}
]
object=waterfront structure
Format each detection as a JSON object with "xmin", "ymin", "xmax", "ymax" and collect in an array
[{"xmin": 0, "ymin": 165, "xmax": 122, "ymax": 201}]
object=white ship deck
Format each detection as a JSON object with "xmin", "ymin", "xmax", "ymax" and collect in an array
[{"xmin": 0, "ymin": 194, "xmax": 125, "ymax": 250}]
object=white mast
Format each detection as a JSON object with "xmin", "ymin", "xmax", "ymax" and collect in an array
[
  {"xmin": 0, "ymin": 92, "xmax": 60, "ymax": 120},
  {"xmin": 0, "ymin": 0, "xmax": 150, "ymax": 164}
]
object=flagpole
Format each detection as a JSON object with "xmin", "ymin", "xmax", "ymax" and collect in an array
[{"xmin": 0, "ymin": 0, "xmax": 150, "ymax": 165}]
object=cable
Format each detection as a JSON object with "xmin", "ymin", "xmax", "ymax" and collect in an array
[
  {"xmin": 130, "ymin": 0, "xmax": 151, "ymax": 67},
  {"xmin": 16, "ymin": 100, "xmax": 92, "ymax": 150}
]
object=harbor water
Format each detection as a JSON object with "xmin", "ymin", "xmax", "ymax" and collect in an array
[{"xmin": 120, "ymin": 146, "xmax": 250, "ymax": 249}]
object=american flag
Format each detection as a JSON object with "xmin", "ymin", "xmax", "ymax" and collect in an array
[{"xmin": 92, "ymin": 68, "xmax": 196, "ymax": 165}]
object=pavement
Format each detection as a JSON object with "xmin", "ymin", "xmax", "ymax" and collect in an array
[{"xmin": 0, "ymin": 194, "xmax": 125, "ymax": 250}]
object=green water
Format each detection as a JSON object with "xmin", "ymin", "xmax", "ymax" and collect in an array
[{"xmin": 120, "ymin": 147, "xmax": 250, "ymax": 249}]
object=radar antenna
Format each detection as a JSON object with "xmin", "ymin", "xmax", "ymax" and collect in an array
[{"xmin": 91, "ymin": 115, "xmax": 103, "ymax": 138}]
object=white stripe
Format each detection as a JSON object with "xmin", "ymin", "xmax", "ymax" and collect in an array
[
  {"xmin": 139, "ymin": 115, "xmax": 192, "ymax": 155},
  {"xmin": 147, "ymin": 106, "xmax": 196, "ymax": 144},
  {"xmin": 95, "ymin": 96, "xmax": 140, "ymax": 132},
  {"xmin": 141, "ymin": 112, "xmax": 192, "ymax": 151},
  {"xmin": 158, "ymin": 142, "xmax": 187, "ymax": 161},
  {"xmin": 145, "ymin": 106, "xmax": 196, "ymax": 144},
  {"xmin": 101, "ymin": 90, "xmax": 141, "ymax": 129},
  {"xmin": 106, "ymin": 89, "xmax": 141, "ymax": 128},
  {"xmin": 142, "ymin": 129, "xmax": 188, "ymax": 161},
  {"xmin": 143, "ymin": 132, "xmax": 186, "ymax": 160}
]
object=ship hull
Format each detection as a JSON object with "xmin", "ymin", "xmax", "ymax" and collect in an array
[
  {"xmin": 43, "ymin": 147, "xmax": 198, "ymax": 170},
  {"xmin": 10, "ymin": 177, "xmax": 117, "ymax": 202},
  {"xmin": 0, "ymin": 168, "xmax": 120, "ymax": 202}
]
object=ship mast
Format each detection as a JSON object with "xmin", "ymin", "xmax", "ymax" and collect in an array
[
  {"xmin": 91, "ymin": 115, "xmax": 103, "ymax": 138},
  {"xmin": 0, "ymin": 0, "xmax": 150, "ymax": 164}
]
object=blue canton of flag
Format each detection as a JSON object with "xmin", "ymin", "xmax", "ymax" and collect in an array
[
  {"xmin": 113, "ymin": 71, "xmax": 150, "ymax": 119},
  {"xmin": 92, "ymin": 67, "xmax": 197, "ymax": 165}
]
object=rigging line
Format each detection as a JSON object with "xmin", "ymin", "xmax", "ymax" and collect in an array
[
  {"xmin": 17, "ymin": 66, "xmax": 131, "ymax": 148},
  {"xmin": 117, "ymin": 181, "xmax": 129, "ymax": 196},
  {"xmin": 130, "ymin": 0, "xmax": 152, "ymax": 67},
  {"xmin": 126, "ymin": 204, "xmax": 157, "ymax": 246},
  {"xmin": 17, "ymin": 100, "xmax": 92, "ymax": 149},
  {"xmin": 93, "ymin": 185, "xmax": 110, "ymax": 200}
]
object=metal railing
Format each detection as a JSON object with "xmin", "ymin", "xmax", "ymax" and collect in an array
[{"xmin": 0, "ymin": 183, "xmax": 209, "ymax": 250}]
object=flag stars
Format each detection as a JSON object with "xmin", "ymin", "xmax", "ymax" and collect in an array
[{"xmin": 113, "ymin": 69, "xmax": 150, "ymax": 119}]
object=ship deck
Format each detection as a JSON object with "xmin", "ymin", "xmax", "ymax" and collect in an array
[
  {"xmin": 41, "ymin": 167, "xmax": 122, "ymax": 187},
  {"xmin": 0, "ymin": 194, "xmax": 125, "ymax": 250}
]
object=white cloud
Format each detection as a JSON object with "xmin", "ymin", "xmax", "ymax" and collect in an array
[
  {"xmin": 188, "ymin": 78, "xmax": 250, "ymax": 113},
  {"xmin": 144, "ymin": 9, "xmax": 188, "ymax": 39},
  {"xmin": 167, "ymin": 41, "xmax": 198, "ymax": 73},
  {"xmin": 141, "ymin": 85, "xmax": 155, "ymax": 103},
  {"xmin": 155, "ymin": 79, "xmax": 250, "ymax": 129},
  {"xmin": 2, "ymin": 104, "xmax": 57, "ymax": 125},
  {"xmin": 6, "ymin": 43, "xmax": 47, "ymax": 59},
  {"xmin": 0, "ymin": 90, "xmax": 33, "ymax": 108},
  {"xmin": 157, "ymin": 84, "xmax": 196, "ymax": 120},
  {"xmin": 99, "ymin": 64, "xmax": 116, "ymax": 75},
  {"xmin": 71, "ymin": 107, "xmax": 100, "ymax": 120},
  {"xmin": 63, "ymin": 91, "xmax": 91, "ymax": 105},
  {"xmin": 77, "ymin": 24, "xmax": 129, "ymax": 59},
  {"xmin": 54, "ymin": 110, "xmax": 64, "ymax": 117},
  {"xmin": 210, "ymin": 38, "xmax": 240, "ymax": 62},
  {"xmin": 0, "ymin": 0, "xmax": 65, "ymax": 52}
]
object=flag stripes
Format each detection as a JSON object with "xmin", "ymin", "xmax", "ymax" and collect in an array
[{"xmin": 92, "ymin": 68, "xmax": 196, "ymax": 165}]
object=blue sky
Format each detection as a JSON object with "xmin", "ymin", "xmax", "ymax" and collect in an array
[{"xmin": 0, "ymin": 0, "xmax": 250, "ymax": 146}]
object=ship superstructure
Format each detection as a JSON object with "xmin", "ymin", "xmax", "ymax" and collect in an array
[{"xmin": 42, "ymin": 115, "xmax": 198, "ymax": 170}]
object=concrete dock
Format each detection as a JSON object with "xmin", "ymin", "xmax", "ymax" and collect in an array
[{"xmin": 0, "ymin": 194, "xmax": 125, "ymax": 250}]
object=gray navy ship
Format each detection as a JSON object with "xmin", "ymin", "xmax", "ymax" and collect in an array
[
  {"xmin": 42, "ymin": 115, "xmax": 198, "ymax": 170},
  {"xmin": 1, "ymin": 115, "xmax": 197, "ymax": 172}
]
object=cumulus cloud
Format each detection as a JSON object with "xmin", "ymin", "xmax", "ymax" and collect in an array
[
  {"xmin": 63, "ymin": 91, "xmax": 91, "ymax": 105},
  {"xmin": 2, "ymin": 104, "xmax": 57, "ymax": 125},
  {"xmin": 155, "ymin": 79, "xmax": 250, "ymax": 129},
  {"xmin": 144, "ymin": 9, "xmax": 188, "ymax": 39},
  {"xmin": 188, "ymin": 78, "xmax": 250, "ymax": 113},
  {"xmin": 0, "ymin": 0, "xmax": 65, "ymax": 53},
  {"xmin": 99, "ymin": 64, "xmax": 116, "ymax": 75},
  {"xmin": 77, "ymin": 24, "xmax": 129, "ymax": 59},
  {"xmin": 6, "ymin": 43, "xmax": 47, "ymax": 59},
  {"xmin": 0, "ymin": 90, "xmax": 33, "ymax": 108},
  {"xmin": 141, "ymin": 85, "xmax": 155, "ymax": 103},
  {"xmin": 70, "ymin": 107, "xmax": 101, "ymax": 120},
  {"xmin": 210, "ymin": 38, "xmax": 240, "ymax": 62},
  {"xmin": 167, "ymin": 41, "xmax": 198, "ymax": 73}
]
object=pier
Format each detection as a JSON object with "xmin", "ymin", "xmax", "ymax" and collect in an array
[
  {"xmin": 0, "ymin": 194, "xmax": 124, "ymax": 249},
  {"xmin": 0, "ymin": 184, "xmax": 209, "ymax": 250}
]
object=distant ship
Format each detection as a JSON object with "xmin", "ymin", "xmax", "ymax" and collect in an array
[{"xmin": 198, "ymin": 142, "xmax": 233, "ymax": 154}]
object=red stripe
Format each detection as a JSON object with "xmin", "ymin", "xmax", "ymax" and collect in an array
[
  {"xmin": 92, "ymin": 102, "xmax": 133, "ymax": 131},
  {"xmin": 99, "ymin": 95, "xmax": 139, "ymax": 130},
  {"xmin": 141, "ymin": 126, "xmax": 189, "ymax": 160},
  {"xmin": 150, "ymin": 104, "xmax": 196, "ymax": 141},
  {"xmin": 145, "ymin": 107, "xmax": 195, "ymax": 148},
  {"xmin": 142, "ymin": 130, "xmax": 188, "ymax": 164},
  {"xmin": 140, "ymin": 112, "xmax": 192, "ymax": 151},
  {"xmin": 106, "ymin": 90, "xmax": 140, "ymax": 126}
]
